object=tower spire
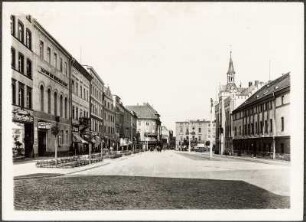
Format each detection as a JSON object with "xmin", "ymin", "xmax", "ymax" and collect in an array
[{"xmin": 227, "ymin": 50, "xmax": 235, "ymax": 84}]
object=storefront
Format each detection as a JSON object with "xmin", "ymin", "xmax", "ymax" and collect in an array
[{"xmin": 12, "ymin": 108, "xmax": 34, "ymax": 158}]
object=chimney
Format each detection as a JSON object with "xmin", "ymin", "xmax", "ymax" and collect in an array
[
  {"xmin": 248, "ymin": 81, "xmax": 253, "ymax": 87},
  {"xmin": 255, "ymin": 80, "xmax": 259, "ymax": 86}
]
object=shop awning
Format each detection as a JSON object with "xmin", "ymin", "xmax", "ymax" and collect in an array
[{"xmin": 73, "ymin": 133, "xmax": 88, "ymax": 144}]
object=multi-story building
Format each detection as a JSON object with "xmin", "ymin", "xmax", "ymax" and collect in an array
[
  {"xmin": 11, "ymin": 15, "xmax": 35, "ymax": 158},
  {"xmin": 113, "ymin": 95, "xmax": 124, "ymax": 149},
  {"xmin": 17, "ymin": 15, "xmax": 73, "ymax": 157},
  {"xmin": 215, "ymin": 51, "xmax": 264, "ymax": 155},
  {"xmin": 232, "ymin": 73, "xmax": 290, "ymax": 160},
  {"xmin": 126, "ymin": 103, "xmax": 162, "ymax": 150},
  {"xmin": 71, "ymin": 60, "xmax": 92, "ymax": 154},
  {"xmin": 161, "ymin": 125, "xmax": 170, "ymax": 148},
  {"xmin": 103, "ymin": 86, "xmax": 116, "ymax": 148},
  {"xmin": 83, "ymin": 65, "xmax": 104, "ymax": 151},
  {"xmin": 175, "ymin": 120, "xmax": 216, "ymax": 149}
]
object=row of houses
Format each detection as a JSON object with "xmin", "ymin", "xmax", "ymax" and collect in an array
[
  {"xmin": 214, "ymin": 51, "xmax": 290, "ymax": 160},
  {"xmin": 11, "ymin": 14, "xmax": 163, "ymax": 158}
]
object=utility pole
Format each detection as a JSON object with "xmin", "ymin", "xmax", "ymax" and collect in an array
[{"xmin": 210, "ymin": 98, "xmax": 213, "ymax": 158}]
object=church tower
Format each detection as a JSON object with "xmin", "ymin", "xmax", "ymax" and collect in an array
[{"xmin": 227, "ymin": 51, "xmax": 235, "ymax": 84}]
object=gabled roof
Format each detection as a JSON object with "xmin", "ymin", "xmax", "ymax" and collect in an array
[
  {"xmin": 233, "ymin": 73, "xmax": 290, "ymax": 112},
  {"xmin": 126, "ymin": 103, "xmax": 160, "ymax": 120}
]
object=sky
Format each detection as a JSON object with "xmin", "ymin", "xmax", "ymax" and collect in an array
[{"xmin": 4, "ymin": 2, "xmax": 303, "ymax": 134}]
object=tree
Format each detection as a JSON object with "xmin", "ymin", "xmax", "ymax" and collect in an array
[{"xmin": 51, "ymin": 124, "xmax": 60, "ymax": 165}]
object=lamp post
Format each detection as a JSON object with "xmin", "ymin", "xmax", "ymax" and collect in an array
[{"xmin": 210, "ymin": 98, "xmax": 213, "ymax": 158}]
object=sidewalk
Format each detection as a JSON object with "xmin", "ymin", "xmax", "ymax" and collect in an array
[
  {"xmin": 178, "ymin": 151, "xmax": 290, "ymax": 166},
  {"xmin": 13, "ymin": 152, "xmax": 142, "ymax": 178}
]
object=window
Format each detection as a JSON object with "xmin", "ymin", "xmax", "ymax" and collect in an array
[
  {"xmin": 47, "ymin": 47, "xmax": 51, "ymax": 63},
  {"xmin": 12, "ymin": 79, "xmax": 16, "ymax": 105},
  {"xmin": 47, "ymin": 89, "xmax": 51, "ymax": 114},
  {"xmin": 198, "ymin": 136, "xmax": 201, "ymax": 141},
  {"xmin": 281, "ymin": 96, "xmax": 285, "ymax": 105},
  {"xmin": 11, "ymin": 15, "xmax": 15, "ymax": 36},
  {"xmin": 198, "ymin": 128, "xmax": 201, "ymax": 133},
  {"xmin": 40, "ymin": 85, "xmax": 44, "ymax": 112},
  {"xmin": 39, "ymin": 41, "xmax": 44, "ymax": 60},
  {"xmin": 54, "ymin": 53, "xmax": 57, "ymax": 68},
  {"xmin": 64, "ymin": 62, "xmax": 67, "ymax": 75},
  {"xmin": 80, "ymin": 85, "xmax": 83, "ymax": 98},
  {"xmin": 54, "ymin": 92, "xmax": 57, "ymax": 116},
  {"xmin": 72, "ymin": 106, "xmax": 75, "ymax": 119},
  {"xmin": 265, "ymin": 120, "xmax": 268, "ymax": 133},
  {"xmin": 64, "ymin": 97, "xmax": 67, "ymax": 119},
  {"xmin": 255, "ymin": 122, "xmax": 257, "ymax": 134},
  {"xmin": 26, "ymin": 86, "xmax": 32, "ymax": 109},
  {"xmin": 60, "ymin": 58, "xmax": 63, "ymax": 72},
  {"xmin": 66, "ymin": 130, "xmax": 68, "ymax": 144},
  {"xmin": 260, "ymin": 121, "xmax": 263, "ymax": 133},
  {"xmin": 60, "ymin": 95, "xmax": 63, "ymax": 117},
  {"xmin": 234, "ymin": 127, "xmax": 237, "ymax": 136},
  {"xmin": 18, "ymin": 53, "xmax": 24, "ymax": 74},
  {"xmin": 76, "ymin": 82, "xmax": 78, "ymax": 95},
  {"xmin": 72, "ymin": 80, "xmax": 74, "ymax": 93},
  {"xmin": 281, "ymin": 117, "xmax": 284, "ymax": 131},
  {"xmin": 11, "ymin": 47, "xmax": 16, "ymax": 68},
  {"xmin": 18, "ymin": 83, "xmax": 24, "ymax": 108},
  {"xmin": 76, "ymin": 107, "xmax": 78, "ymax": 120},
  {"xmin": 25, "ymin": 29, "xmax": 31, "ymax": 49},
  {"xmin": 17, "ymin": 21, "xmax": 24, "ymax": 42},
  {"xmin": 26, "ymin": 59, "xmax": 32, "ymax": 78}
]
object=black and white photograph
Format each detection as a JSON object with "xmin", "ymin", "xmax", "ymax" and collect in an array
[{"xmin": 1, "ymin": 2, "xmax": 304, "ymax": 221}]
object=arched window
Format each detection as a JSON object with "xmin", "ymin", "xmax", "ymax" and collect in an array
[
  {"xmin": 64, "ymin": 97, "xmax": 67, "ymax": 119},
  {"xmin": 40, "ymin": 85, "xmax": 44, "ymax": 112},
  {"xmin": 60, "ymin": 95, "xmax": 63, "ymax": 117},
  {"xmin": 47, "ymin": 89, "xmax": 51, "ymax": 114},
  {"xmin": 54, "ymin": 92, "xmax": 57, "ymax": 116}
]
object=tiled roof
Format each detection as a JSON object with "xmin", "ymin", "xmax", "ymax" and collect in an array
[
  {"xmin": 233, "ymin": 73, "xmax": 290, "ymax": 112},
  {"xmin": 126, "ymin": 103, "xmax": 160, "ymax": 120}
]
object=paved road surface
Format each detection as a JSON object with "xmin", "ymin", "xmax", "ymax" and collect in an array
[{"xmin": 69, "ymin": 150, "xmax": 290, "ymax": 196}]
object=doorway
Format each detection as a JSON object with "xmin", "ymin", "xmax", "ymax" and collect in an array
[
  {"xmin": 24, "ymin": 123, "xmax": 34, "ymax": 157},
  {"xmin": 38, "ymin": 131, "xmax": 47, "ymax": 156}
]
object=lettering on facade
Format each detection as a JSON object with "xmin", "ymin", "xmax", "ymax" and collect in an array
[
  {"xmin": 38, "ymin": 66, "xmax": 68, "ymax": 87},
  {"xmin": 38, "ymin": 121, "xmax": 52, "ymax": 129},
  {"xmin": 12, "ymin": 108, "xmax": 34, "ymax": 123}
]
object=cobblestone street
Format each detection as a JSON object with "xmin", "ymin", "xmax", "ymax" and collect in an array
[{"xmin": 14, "ymin": 150, "xmax": 290, "ymax": 210}]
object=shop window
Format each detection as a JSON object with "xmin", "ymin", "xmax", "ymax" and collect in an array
[
  {"xmin": 281, "ymin": 143, "xmax": 284, "ymax": 154},
  {"xmin": 11, "ymin": 15, "xmax": 15, "ymax": 36},
  {"xmin": 26, "ymin": 59, "xmax": 32, "ymax": 78},
  {"xmin": 11, "ymin": 47, "xmax": 16, "ymax": 68},
  {"xmin": 26, "ymin": 86, "xmax": 32, "ymax": 109},
  {"xmin": 17, "ymin": 20, "xmax": 24, "ymax": 43},
  {"xmin": 18, "ymin": 82, "xmax": 24, "ymax": 108},
  {"xmin": 18, "ymin": 52, "xmax": 24, "ymax": 74},
  {"xmin": 12, "ymin": 79, "xmax": 16, "ymax": 105},
  {"xmin": 25, "ymin": 28, "xmax": 32, "ymax": 50},
  {"xmin": 40, "ymin": 85, "xmax": 44, "ymax": 112}
]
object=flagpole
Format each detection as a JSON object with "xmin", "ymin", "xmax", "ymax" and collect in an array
[{"xmin": 210, "ymin": 98, "xmax": 213, "ymax": 159}]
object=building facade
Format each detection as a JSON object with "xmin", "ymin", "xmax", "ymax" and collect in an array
[
  {"xmin": 103, "ymin": 86, "xmax": 116, "ymax": 148},
  {"xmin": 232, "ymin": 73, "xmax": 290, "ymax": 160},
  {"xmin": 71, "ymin": 60, "xmax": 92, "ymax": 154},
  {"xmin": 83, "ymin": 65, "xmax": 104, "ymax": 151},
  {"xmin": 11, "ymin": 15, "xmax": 35, "ymax": 158},
  {"xmin": 22, "ymin": 15, "xmax": 73, "ymax": 157},
  {"xmin": 215, "ymin": 51, "xmax": 264, "ymax": 155},
  {"xmin": 126, "ymin": 103, "xmax": 161, "ymax": 150},
  {"xmin": 175, "ymin": 120, "xmax": 216, "ymax": 150}
]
